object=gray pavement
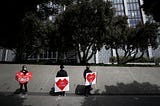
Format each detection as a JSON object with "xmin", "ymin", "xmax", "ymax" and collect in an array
[
  {"xmin": 0, "ymin": 64, "xmax": 160, "ymax": 94},
  {"xmin": 0, "ymin": 64, "xmax": 160, "ymax": 106}
]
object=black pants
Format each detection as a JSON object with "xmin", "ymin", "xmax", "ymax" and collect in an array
[
  {"xmin": 20, "ymin": 82, "xmax": 28, "ymax": 92},
  {"xmin": 59, "ymin": 91, "xmax": 65, "ymax": 96},
  {"xmin": 85, "ymin": 85, "xmax": 91, "ymax": 96}
]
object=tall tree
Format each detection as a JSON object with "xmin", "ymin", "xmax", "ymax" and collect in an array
[
  {"xmin": 141, "ymin": 0, "xmax": 160, "ymax": 22},
  {"xmin": 54, "ymin": 0, "xmax": 114, "ymax": 64},
  {"xmin": 0, "ymin": 0, "xmax": 50, "ymax": 41},
  {"xmin": 106, "ymin": 16, "xmax": 159, "ymax": 64},
  {"xmin": 15, "ymin": 12, "xmax": 49, "ymax": 62},
  {"xmin": 0, "ymin": 0, "xmax": 59, "ymax": 62},
  {"xmin": 37, "ymin": 0, "xmax": 74, "ymax": 20},
  {"xmin": 105, "ymin": 16, "xmax": 129, "ymax": 64}
]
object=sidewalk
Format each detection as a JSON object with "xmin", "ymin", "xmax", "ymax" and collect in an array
[{"xmin": 0, "ymin": 64, "xmax": 160, "ymax": 95}]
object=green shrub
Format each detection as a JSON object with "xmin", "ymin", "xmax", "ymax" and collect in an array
[
  {"xmin": 109, "ymin": 56, "xmax": 156, "ymax": 63},
  {"xmin": 154, "ymin": 57, "xmax": 160, "ymax": 65}
]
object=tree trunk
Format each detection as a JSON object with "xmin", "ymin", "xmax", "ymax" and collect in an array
[
  {"xmin": 15, "ymin": 48, "xmax": 24, "ymax": 63},
  {"xmin": 122, "ymin": 52, "xmax": 145, "ymax": 64},
  {"xmin": 115, "ymin": 48, "xmax": 120, "ymax": 64}
]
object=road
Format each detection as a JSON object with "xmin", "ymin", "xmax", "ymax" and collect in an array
[{"xmin": 0, "ymin": 92, "xmax": 160, "ymax": 106}]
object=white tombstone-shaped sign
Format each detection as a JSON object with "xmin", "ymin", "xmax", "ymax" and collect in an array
[
  {"xmin": 85, "ymin": 72, "xmax": 97, "ymax": 86},
  {"xmin": 55, "ymin": 77, "xmax": 69, "ymax": 92}
]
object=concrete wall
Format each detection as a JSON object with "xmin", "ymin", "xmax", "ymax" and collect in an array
[{"xmin": 0, "ymin": 64, "xmax": 160, "ymax": 94}]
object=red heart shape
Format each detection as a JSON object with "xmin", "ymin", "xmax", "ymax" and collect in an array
[
  {"xmin": 86, "ymin": 73, "xmax": 95, "ymax": 83},
  {"xmin": 56, "ymin": 79, "xmax": 68, "ymax": 91},
  {"xmin": 16, "ymin": 72, "xmax": 32, "ymax": 84}
]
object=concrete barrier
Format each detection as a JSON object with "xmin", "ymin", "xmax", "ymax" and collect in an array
[{"xmin": 0, "ymin": 64, "xmax": 160, "ymax": 95}]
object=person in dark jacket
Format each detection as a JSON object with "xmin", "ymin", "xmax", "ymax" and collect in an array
[
  {"xmin": 56, "ymin": 65, "xmax": 68, "ymax": 77},
  {"xmin": 83, "ymin": 65, "xmax": 92, "ymax": 96},
  {"xmin": 20, "ymin": 65, "xmax": 28, "ymax": 94},
  {"xmin": 56, "ymin": 64, "xmax": 68, "ymax": 96}
]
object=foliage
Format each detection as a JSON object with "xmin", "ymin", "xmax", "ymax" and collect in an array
[
  {"xmin": 37, "ymin": 0, "xmax": 74, "ymax": 20},
  {"xmin": 105, "ymin": 15, "xmax": 159, "ymax": 64},
  {"xmin": 109, "ymin": 56, "xmax": 155, "ymax": 63},
  {"xmin": 0, "ymin": 0, "xmax": 53, "ymax": 61},
  {"xmin": 52, "ymin": 0, "xmax": 74, "ymax": 6},
  {"xmin": 154, "ymin": 57, "xmax": 160, "ymax": 65},
  {"xmin": 15, "ymin": 12, "xmax": 50, "ymax": 62},
  {"xmin": 54, "ymin": 0, "xmax": 114, "ymax": 64},
  {"xmin": 141, "ymin": 0, "xmax": 160, "ymax": 22},
  {"xmin": 118, "ymin": 22, "xmax": 159, "ymax": 64},
  {"xmin": 0, "ymin": 0, "xmax": 51, "ymax": 39},
  {"xmin": 105, "ymin": 16, "xmax": 130, "ymax": 64},
  {"xmin": 0, "ymin": 0, "xmax": 62, "ymax": 62}
]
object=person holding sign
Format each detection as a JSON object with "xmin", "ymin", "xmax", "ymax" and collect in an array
[
  {"xmin": 83, "ymin": 65, "xmax": 92, "ymax": 96},
  {"xmin": 56, "ymin": 64, "xmax": 68, "ymax": 96},
  {"xmin": 15, "ymin": 65, "xmax": 32, "ymax": 94}
]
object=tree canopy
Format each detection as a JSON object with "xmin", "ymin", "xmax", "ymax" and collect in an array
[
  {"xmin": 54, "ymin": 0, "xmax": 114, "ymax": 64},
  {"xmin": 106, "ymin": 18, "xmax": 159, "ymax": 64},
  {"xmin": 141, "ymin": 0, "xmax": 160, "ymax": 22},
  {"xmin": 0, "ymin": 0, "xmax": 159, "ymax": 64},
  {"xmin": 1, "ymin": 0, "xmax": 50, "ymax": 36},
  {"xmin": 0, "ymin": 0, "xmax": 54, "ymax": 62}
]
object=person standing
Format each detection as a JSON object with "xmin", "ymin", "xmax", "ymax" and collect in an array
[
  {"xmin": 19, "ymin": 65, "xmax": 29, "ymax": 94},
  {"xmin": 83, "ymin": 65, "xmax": 92, "ymax": 96},
  {"xmin": 56, "ymin": 64, "xmax": 68, "ymax": 96}
]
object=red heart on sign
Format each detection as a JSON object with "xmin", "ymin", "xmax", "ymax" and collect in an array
[
  {"xmin": 86, "ymin": 73, "xmax": 95, "ymax": 83},
  {"xmin": 15, "ymin": 72, "xmax": 32, "ymax": 84},
  {"xmin": 56, "ymin": 79, "xmax": 68, "ymax": 91}
]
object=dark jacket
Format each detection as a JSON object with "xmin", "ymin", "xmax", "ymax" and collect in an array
[
  {"xmin": 56, "ymin": 69, "xmax": 68, "ymax": 77},
  {"xmin": 20, "ymin": 70, "xmax": 28, "ymax": 75},
  {"xmin": 83, "ymin": 68, "xmax": 92, "ymax": 80}
]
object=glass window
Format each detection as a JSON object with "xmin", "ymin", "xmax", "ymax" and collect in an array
[
  {"xmin": 116, "ymin": 11, "xmax": 124, "ymax": 16},
  {"xmin": 136, "ymin": 11, "xmax": 141, "ymax": 17},
  {"xmin": 129, "ymin": 19, "xmax": 141, "ymax": 26}
]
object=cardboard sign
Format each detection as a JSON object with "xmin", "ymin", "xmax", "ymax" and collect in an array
[
  {"xmin": 15, "ymin": 72, "xmax": 32, "ymax": 84},
  {"xmin": 85, "ymin": 72, "xmax": 96, "ymax": 86},
  {"xmin": 55, "ymin": 77, "xmax": 69, "ymax": 92}
]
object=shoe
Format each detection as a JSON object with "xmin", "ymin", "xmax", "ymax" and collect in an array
[{"xmin": 22, "ymin": 92, "xmax": 26, "ymax": 95}]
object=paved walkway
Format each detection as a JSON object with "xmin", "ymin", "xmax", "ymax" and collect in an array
[{"xmin": 0, "ymin": 64, "xmax": 160, "ymax": 95}]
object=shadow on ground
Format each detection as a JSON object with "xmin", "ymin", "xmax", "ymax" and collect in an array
[
  {"xmin": 49, "ymin": 86, "xmax": 66, "ymax": 96},
  {"xmin": 0, "ymin": 91, "xmax": 25, "ymax": 106},
  {"xmin": 102, "ymin": 81, "xmax": 160, "ymax": 95},
  {"xmin": 81, "ymin": 81, "xmax": 160, "ymax": 106},
  {"xmin": 75, "ymin": 84, "xmax": 85, "ymax": 95}
]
